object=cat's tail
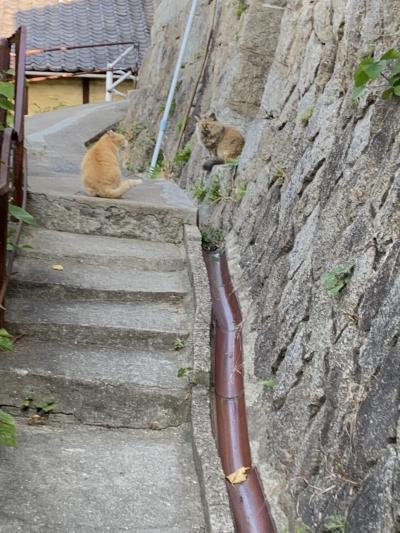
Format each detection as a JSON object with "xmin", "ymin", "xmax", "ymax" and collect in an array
[{"xmin": 202, "ymin": 158, "xmax": 225, "ymax": 172}]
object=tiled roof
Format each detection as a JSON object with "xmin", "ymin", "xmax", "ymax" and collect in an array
[{"xmin": 0, "ymin": 0, "xmax": 153, "ymax": 72}]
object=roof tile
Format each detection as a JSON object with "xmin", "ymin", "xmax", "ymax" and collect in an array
[{"xmin": 1, "ymin": 0, "xmax": 152, "ymax": 72}]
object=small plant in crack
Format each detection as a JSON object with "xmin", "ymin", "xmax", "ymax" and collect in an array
[
  {"xmin": 34, "ymin": 400, "xmax": 55, "ymax": 414},
  {"xmin": 270, "ymin": 165, "xmax": 287, "ymax": 186},
  {"xmin": 173, "ymin": 338, "xmax": 185, "ymax": 351},
  {"xmin": 177, "ymin": 367, "xmax": 193, "ymax": 378},
  {"xmin": 206, "ymin": 176, "xmax": 223, "ymax": 203},
  {"xmin": 200, "ymin": 226, "xmax": 224, "ymax": 251},
  {"xmin": 236, "ymin": 0, "xmax": 248, "ymax": 19},
  {"xmin": 323, "ymin": 514, "xmax": 346, "ymax": 533},
  {"xmin": 261, "ymin": 377, "xmax": 277, "ymax": 390},
  {"xmin": 0, "ymin": 328, "xmax": 14, "ymax": 351},
  {"xmin": 322, "ymin": 265, "xmax": 354, "ymax": 297},
  {"xmin": 233, "ymin": 181, "xmax": 247, "ymax": 202},
  {"xmin": 21, "ymin": 397, "xmax": 33, "ymax": 410},
  {"xmin": 0, "ymin": 409, "xmax": 16, "ymax": 447},
  {"xmin": 299, "ymin": 105, "xmax": 315, "ymax": 126},
  {"xmin": 193, "ymin": 179, "xmax": 208, "ymax": 202}
]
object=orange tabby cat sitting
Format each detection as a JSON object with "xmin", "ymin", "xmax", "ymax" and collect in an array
[{"xmin": 81, "ymin": 130, "xmax": 142, "ymax": 198}]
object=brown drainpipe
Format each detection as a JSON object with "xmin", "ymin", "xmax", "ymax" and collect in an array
[{"xmin": 204, "ymin": 251, "xmax": 277, "ymax": 533}]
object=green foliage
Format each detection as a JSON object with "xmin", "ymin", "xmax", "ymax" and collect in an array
[
  {"xmin": 176, "ymin": 119, "xmax": 183, "ymax": 133},
  {"xmin": 34, "ymin": 400, "xmax": 55, "ymax": 414},
  {"xmin": 21, "ymin": 397, "xmax": 33, "ymax": 410},
  {"xmin": 0, "ymin": 409, "xmax": 16, "ymax": 447},
  {"xmin": 322, "ymin": 265, "xmax": 354, "ymax": 297},
  {"xmin": 207, "ymin": 176, "xmax": 222, "ymax": 203},
  {"xmin": 233, "ymin": 182, "xmax": 247, "ymax": 202},
  {"xmin": 299, "ymin": 106, "xmax": 315, "ymax": 125},
  {"xmin": 149, "ymin": 150, "xmax": 165, "ymax": 178},
  {"xmin": 236, "ymin": 0, "xmax": 248, "ymax": 18},
  {"xmin": 200, "ymin": 226, "xmax": 224, "ymax": 251},
  {"xmin": 173, "ymin": 338, "xmax": 185, "ymax": 351},
  {"xmin": 174, "ymin": 145, "xmax": 191, "ymax": 164},
  {"xmin": 352, "ymin": 48, "xmax": 400, "ymax": 100},
  {"xmin": 160, "ymin": 96, "xmax": 176, "ymax": 116},
  {"xmin": 7, "ymin": 203, "xmax": 37, "ymax": 252},
  {"xmin": 8, "ymin": 204, "xmax": 37, "ymax": 226},
  {"xmin": 225, "ymin": 157, "xmax": 240, "ymax": 167},
  {"xmin": 271, "ymin": 166, "xmax": 287, "ymax": 185},
  {"xmin": 193, "ymin": 180, "xmax": 208, "ymax": 202},
  {"xmin": 177, "ymin": 367, "xmax": 193, "ymax": 378},
  {"xmin": 0, "ymin": 328, "xmax": 14, "ymax": 351},
  {"xmin": 262, "ymin": 378, "xmax": 277, "ymax": 390},
  {"xmin": 324, "ymin": 514, "xmax": 346, "ymax": 532}
]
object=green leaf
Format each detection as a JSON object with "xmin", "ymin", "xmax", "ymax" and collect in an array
[
  {"xmin": 0, "ymin": 328, "xmax": 14, "ymax": 351},
  {"xmin": 352, "ymin": 85, "xmax": 365, "ymax": 100},
  {"xmin": 390, "ymin": 62, "xmax": 400, "ymax": 76},
  {"xmin": 21, "ymin": 397, "xmax": 33, "ymax": 410},
  {"xmin": 262, "ymin": 378, "xmax": 277, "ymax": 390},
  {"xmin": 0, "ymin": 95, "xmax": 13, "ymax": 111},
  {"xmin": 363, "ymin": 61, "xmax": 386, "ymax": 80},
  {"xmin": 0, "ymin": 328, "xmax": 12, "ymax": 338},
  {"xmin": 393, "ymin": 85, "xmax": 400, "ymax": 96},
  {"xmin": 8, "ymin": 204, "xmax": 37, "ymax": 225},
  {"xmin": 0, "ymin": 409, "xmax": 16, "ymax": 447},
  {"xmin": 0, "ymin": 81, "xmax": 14, "ymax": 99},
  {"xmin": 177, "ymin": 367, "xmax": 192, "ymax": 378},
  {"xmin": 354, "ymin": 68, "xmax": 369, "ymax": 88},
  {"xmin": 380, "ymin": 48, "xmax": 400, "ymax": 60},
  {"xmin": 382, "ymin": 87, "xmax": 394, "ymax": 100}
]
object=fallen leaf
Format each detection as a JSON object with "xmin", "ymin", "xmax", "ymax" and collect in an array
[
  {"xmin": 226, "ymin": 466, "xmax": 250, "ymax": 484},
  {"xmin": 52, "ymin": 264, "xmax": 64, "ymax": 271},
  {"xmin": 27, "ymin": 414, "xmax": 45, "ymax": 426}
]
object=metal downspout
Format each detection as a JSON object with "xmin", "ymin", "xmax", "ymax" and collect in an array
[{"xmin": 204, "ymin": 251, "xmax": 278, "ymax": 533}]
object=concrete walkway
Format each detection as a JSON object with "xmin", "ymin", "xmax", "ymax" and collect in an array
[{"xmin": 0, "ymin": 102, "xmax": 220, "ymax": 532}]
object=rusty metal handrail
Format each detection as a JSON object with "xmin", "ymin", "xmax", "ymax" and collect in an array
[{"xmin": 0, "ymin": 27, "xmax": 27, "ymax": 326}]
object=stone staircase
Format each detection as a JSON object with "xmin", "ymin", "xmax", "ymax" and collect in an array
[{"xmin": 0, "ymin": 102, "xmax": 232, "ymax": 532}]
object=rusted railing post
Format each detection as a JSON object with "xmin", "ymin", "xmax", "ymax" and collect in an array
[{"xmin": 13, "ymin": 26, "xmax": 27, "ymax": 208}]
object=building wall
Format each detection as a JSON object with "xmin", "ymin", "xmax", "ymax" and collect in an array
[{"xmin": 27, "ymin": 78, "xmax": 134, "ymax": 114}]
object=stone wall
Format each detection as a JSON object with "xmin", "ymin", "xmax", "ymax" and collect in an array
[{"xmin": 126, "ymin": 1, "xmax": 400, "ymax": 531}]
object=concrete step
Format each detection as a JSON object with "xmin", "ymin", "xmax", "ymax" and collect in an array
[
  {"xmin": 18, "ymin": 226, "xmax": 186, "ymax": 272},
  {"xmin": 0, "ymin": 340, "xmax": 191, "ymax": 428},
  {"xmin": 0, "ymin": 422, "xmax": 205, "ymax": 532},
  {"xmin": 5, "ymin": 298, "xmax": 191, "ymax": 350},
  {"xmin": 27, "ymin": 176, "xmax": 197, "ymax": 243},
  {"xmin": 10, "ymin": 256, "xmax": 191, "ymax": 304}
]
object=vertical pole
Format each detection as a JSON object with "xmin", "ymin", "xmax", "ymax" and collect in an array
[
  {"xmin": 13, "ymin": 27, "xmax": 27, "ymax": 208},
  {"xmin": 106, "ymin": 65, "xmax": 113, "ymax": 101},
  {"xmin": 82, "ymin": 77, "xmax": 90, "ymax": 104},
  {"xmin": 149, "ymin": 0, "xmax": 199, "ymax": 175},
  {"xmin": 0, "ymin": 38, "xmax": 10, "ymax": 130}
]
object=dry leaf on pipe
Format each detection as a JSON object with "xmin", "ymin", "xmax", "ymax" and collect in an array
[
  {"xmin": 226, "ymin": 466, "xmax": 250, "ymax": 484},
  {"xmin": 52, "ymin": 264, "xmax": 64, "ymax": 271}
]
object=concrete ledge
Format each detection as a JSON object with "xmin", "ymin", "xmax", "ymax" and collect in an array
[{"xmin": 183, "ymin": 224, "xmax": 234, "ymax": 533}]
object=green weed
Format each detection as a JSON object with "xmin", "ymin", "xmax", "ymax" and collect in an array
[{"xmin": 322, "ymin": 265, "xmax": 354, "ymax": 297}]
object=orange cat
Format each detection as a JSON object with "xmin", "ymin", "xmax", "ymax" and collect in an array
[{"xmin": 81, "ymin": 130, "xmax": 142, "ymax": 198}]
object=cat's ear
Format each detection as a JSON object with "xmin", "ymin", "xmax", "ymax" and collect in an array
[{"xmin": 208, "ymin": 112, "xmax": 217, "ymax": 121}]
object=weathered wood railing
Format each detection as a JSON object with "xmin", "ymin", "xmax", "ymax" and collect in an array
[{"xmin": 0, "ymin": 27, "xmax": 27, "ymax": 326}]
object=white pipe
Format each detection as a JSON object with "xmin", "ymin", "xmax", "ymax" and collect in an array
[
  {"xmin": 149, "ymin": 0, "xmax": 198, "ymax": 174},
  {"xmin": 109, "ymin": 45, "xmax": 135, "ymax": 68},
  {"xmin": 105, "ymin": 65, "xmax": 113, "ymax": 101}
]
